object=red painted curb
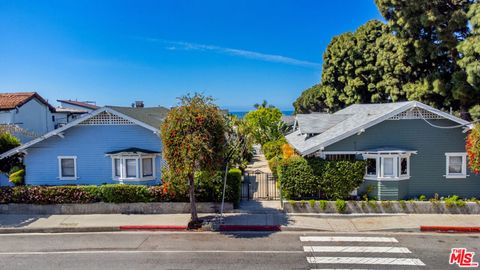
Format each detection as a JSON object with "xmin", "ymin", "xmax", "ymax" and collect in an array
[
  {"xmin": 420, "ymin": 226, "xmax": 480, "ymax": 233},
  {"xmin": 218, "ymin": 225, "xmax": 281, "ymax": 231},
  {"xmin": 119, "ymin": 225, "xmax": 187, "ymax": 231}
]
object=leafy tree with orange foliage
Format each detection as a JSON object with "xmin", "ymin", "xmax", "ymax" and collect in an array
[{"xmin": 467, "ymin": 124, "xmax": 480, "ymax": 174}]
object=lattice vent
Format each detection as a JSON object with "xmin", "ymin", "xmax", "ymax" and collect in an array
[
  {"xmin": 389, "ymin": 107, "xmax": 443, "ymax": 120},
  {"xmin": 79, "ymin": 112, "xmax": 134, "ymax": 125}
]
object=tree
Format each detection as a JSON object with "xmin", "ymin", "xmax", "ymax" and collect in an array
[
  {"xmin": 294, "ymin": 20, "xmax": 410, "ymax": 113},
  {"xmin": 160, "ymin": 93, "xmax": 226, "ymax": 227},
  {"xmin": 244, "ymin": 104, "xmax": 283, "ymax": 145},
  {"xmin": 376, "ymin": 0, "xmax": 475, "ymax": 118},
  {"xmin": 458, "ymin": 3, "xmax": 480, "ymax": 118},
  {"xmin": 0, "ymin": 131, "xmax": 21, "ymax": 173},
  {"xmin": 466, "ymin": 123, "xmax": 480, "ymax": 174}
]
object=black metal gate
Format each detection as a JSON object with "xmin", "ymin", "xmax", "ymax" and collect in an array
[{"xmin": 241, "ymin": 170, "xmax": 279, "ymax": 200}]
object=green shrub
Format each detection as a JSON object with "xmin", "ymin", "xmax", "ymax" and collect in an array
[
  {"xmin": 95, "ymin": 184, "xmax": 150, "ymax": 203},
  {"xmin": 262, "ymin": 137, "xmax": 287, "ymax": 160},
  {"xmin": 268, "ymin": 156, "xmax": 282, "ymax": 178},
  {"xmin": 368, "ymin": 199, "xmax": 377, "ymax": 209},
  {"xmin": 319, "ymin": 200, "xmax": 327, "ymax": 210},
  {"xmin": 308, "ymin": 199, "xmax": 315, "ymax": 208},
  {"xmin": 278, "ymin": 156, "xmax": 318, "ymax": 199},
  {"xmin": 418, "ymin": 195, "xmax": 426, "ymax": 201},
  {"xmin": 288, "ymin": 200, "xmax": 297, "ymax": 206},
  {"xmin": 226, "ymin": 168, "xmax": 242, "ymax": 208},
  {"xmin": 399, "ymin": 200, "xmax": 407, "ymax": 210},
  {"xmin": 455, "ymin": 199, "xmax": 466, "ymax": 207},
  {"xmin": 8, "ymin": 168, "xmax": 24, "ymax": 186},
  {"xmin": 381, "ymin": 200, "xmax": 392, "ymax": 209},
  {"xmin": 444, "ymin": 195, "xmax": 462, "ymax": 208},
  {"xmin": 335, "ymin": 199, "xmax": 347, "ymax": 213},
  {"xmin": 308, "ymin": 158, "xmax": 366, "ymax": 200}
]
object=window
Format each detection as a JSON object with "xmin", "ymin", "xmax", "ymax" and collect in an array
[
  {"xmin": 445, "ymin": 153, "xmax": 467, "ymax": 178},
  {"xmin": 382, "ymin": 157, "xmax": 395, "ymax": 177},
  {"xmin": 366, "ymin": 158, "xmax": 377, "ymax": 176},
  {"xmin": 110, "ymin": 155, "xmax": 156, "ymax": 181},
  {"xmin": 325, "ymin": 154, "xmax": 356, "ymax": 161},
  {"xmin": 363, "ymin": 153, "xmax": 411, "ymax": 180},
  {"xmin": 114, "ymin": 158, "xmax": 121, "ymax": 177},
  {"xmin": 142, "ymin": 158, "xmax": 153, "ymax": 177},
  {"xmin": 400, "ymin": 157, "xmax": 408, "ymax": 176},
  {"xmin": 125, "ymin": 159, "xmax": 137, "ymax": 178},
  {"xmin": 58, "ymin": 156, "xmax": 77, "ymax": 180}
]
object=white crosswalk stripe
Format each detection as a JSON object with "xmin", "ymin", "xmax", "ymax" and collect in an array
[
  {"xmin": 304, "ymin": 246, "xmax": 411, "ymax": 253},
  {"xmin": 301, "ymin": 235, "xmax": 425, "ymax": 268},
  {"xmin": 307, "ymin": 257, "xmax": 425, "ymax": 266},
  {"xmin": 300, "ymin": 236, "xmax": 398, "ymax": 243}
]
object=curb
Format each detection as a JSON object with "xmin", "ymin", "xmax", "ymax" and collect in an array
[
  {"xmin": 0, "ymin": 226, "xmax": 120, "ymax": 234},
  {"xmin": 420, "ymin": 226, "xmax": 480, "ymax": 233},
  {"xmin": 119, "ymin": 225, "xmax": 187, "ymax": 231},
  {"xmin": 218, "ymin": 225, "xmax": 281, "ymax": 231}
]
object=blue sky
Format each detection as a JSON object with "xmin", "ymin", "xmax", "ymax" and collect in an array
[{"xmin": 0, "ymin": 1, "xmax": 382, "ymax": 111}]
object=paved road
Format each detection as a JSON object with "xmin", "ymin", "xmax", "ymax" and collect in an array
[{"xmin": 0, "ymin": 231, "xmax": 477, "ymax": 269}]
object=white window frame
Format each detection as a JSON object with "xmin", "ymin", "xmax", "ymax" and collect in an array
[
  {"xmin": 58, "ymin": 156, "xmax": 78, "ymax": 180},
  {"xmin": 445, "ymin": 152, "xmax": 467, "ymax": 179},
  {"xmin": 363, "ymin": 153, "xmax": 410, "ymax": 181},
  {"xmin": 110, "ymin": 154, "xmax": 156, "ymax": 181}
]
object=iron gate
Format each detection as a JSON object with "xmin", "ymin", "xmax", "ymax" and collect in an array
[{"xmin": 241, "ymin": 170, "xmax": 279, "ymax": 200}]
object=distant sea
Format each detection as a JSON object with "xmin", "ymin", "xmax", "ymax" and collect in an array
[{"xmin": 229, "ymin": 110, "xmax": 294, "ymax": 118}]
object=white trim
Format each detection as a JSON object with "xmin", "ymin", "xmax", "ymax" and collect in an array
[
  {"xmin": 0, "ymin": 107, "xmax": 160, "ymax": 160},
  {"xmin": 57, "ymin": 156, "xmax": 78, "ymax": 180},
  {"xmin": 445, "ymin": 152, "xmax": 467, "ymax": 179},
  {"xmin": 110, "ymin": 154, "xmax": 156, "ymax": 182},
  {"xmin": 362, "ymin": 153, "xmax": 411, "ymax": 181},
  {"xmin": 301, "ymin": 101, "xmax": 469, "ymax": 156}
]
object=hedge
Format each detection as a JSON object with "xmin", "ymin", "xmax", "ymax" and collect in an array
[
  {"xmin": 277, "ymin": 156, "xmax": 318, "ymax": 199},
  {"xmin": 278, "ymin": 156, "xmax": 366, "ymax": 200},
  {"xmin": 0, "ymin": 170, "xmax": 242, "ymax": 205}
]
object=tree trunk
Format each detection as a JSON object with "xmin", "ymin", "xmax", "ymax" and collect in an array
[{"xmin": 188, "ymin": 173, "xmax": 199, "ymax": 227}]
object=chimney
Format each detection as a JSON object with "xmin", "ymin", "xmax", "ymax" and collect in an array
[{"xmin": 135, "ymin": 101, "xmax": 144, "ymax": 108}]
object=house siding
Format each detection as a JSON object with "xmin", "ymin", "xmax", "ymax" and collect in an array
[
  {"xmin": 324, "ymin": 119, "xmax": 480, "ymax": 199},
  {"xmin": 23, "ymin": 124, "xmax": 162, "ymax": 186}
]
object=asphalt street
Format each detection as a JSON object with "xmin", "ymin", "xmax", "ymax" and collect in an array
[{"xmin": 0, "ymin": 231, "xmax": 477, "ymax": 270}]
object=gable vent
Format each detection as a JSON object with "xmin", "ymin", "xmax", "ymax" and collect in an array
[
  {"xmin": 79, "ymin": 111, "xmax": 134, "ymax": 125},
  {"xmin": 389, "ymin": 107, "xmax": 443, "ymax": 120}
]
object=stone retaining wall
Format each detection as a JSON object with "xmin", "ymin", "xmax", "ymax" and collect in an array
[
  {"xmin": 0, "ymin": 202, "xmax": 233, "ymax": 215},
  {"xmin": 283, "ymin": 201, "xmax": 480, "ymax": 214}
]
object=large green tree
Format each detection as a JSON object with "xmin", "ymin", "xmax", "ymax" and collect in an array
[
  {"xmin": 0, "ymin": 130, "xmax": 21, "ymax": 173},
  {"xmin": 294, "ymin": 1, "xmax": 479, "ymax": 118},
  {"xmin": 294, "ymin": 20, "xmax": 410, "ymax": 113},
  {"xmin": 244, "ymin": 103, "xmax": 283, "ymax": 145},
  {"xmin": 376, "ymin": 0, "xmax": 475, "ymax": 117},
  {"xmin": 160, "ymin": 93, "xmax": 226, "ymax": 227},
  {"xmin": 458, "ymin": 3, "xmax": 480, "ymax": 119}
]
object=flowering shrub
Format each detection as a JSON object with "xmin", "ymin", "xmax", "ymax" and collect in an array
[{"xmin": 467, "ymin": 124, "xmax": 480, "ymax": 174}]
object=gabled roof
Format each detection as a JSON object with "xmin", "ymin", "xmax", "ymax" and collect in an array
[
  {"xmin": 0, "ymin": 92, "xmax": 55, "ymax": 111},
  {"xmin": 296, "ymin": 113, "xmax": 351, "ymax": 134},
  {"xmin": 0, "ymin": 106, "xmax": 166, "ymax": 160},
  {"xmin": 106, "ymin": 147, "xmax": 161, "ymax": 155},
  {"xmin": 106, "ymin": 106, "xmax": 169, "ymax": 129},
  {"xmin": 57, "ymin": 99, "xmax": 99, "ymax": 110},
  {"xmin": 286, "ymin": 101, "xmax": 470, "ymax": 156}
]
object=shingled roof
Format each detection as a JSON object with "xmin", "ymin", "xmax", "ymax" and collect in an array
[
  {"xmin": 106, "ymin": 106, "xmax": 169, "ymax": 129},
  {"xmin": 0, "ymin": 92, "xmax": 55, "ymax": 111},
  {"xmin": 57, "ymin": 99, "xmax": 99, "ymax": 110},
  {"xmin": 286, "ymin": 101, "xmax": 470, "ymax": 156}
]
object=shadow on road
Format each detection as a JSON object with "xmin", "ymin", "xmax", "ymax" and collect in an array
[{"xmin": 0, "ymin": 214, "xmax": 44, "ymax": 227}]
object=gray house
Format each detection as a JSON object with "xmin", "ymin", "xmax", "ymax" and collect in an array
[{"xmin": 286, "ymin": 101, "xmax": 479, "ymax": 200}]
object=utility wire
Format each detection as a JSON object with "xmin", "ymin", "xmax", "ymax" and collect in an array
[{"xmin": 417, "ymin": 109, "xmax": 479, "ymax": 129}]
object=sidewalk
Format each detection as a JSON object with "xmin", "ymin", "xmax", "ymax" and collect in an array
[{"xmin": 1, "ymin": 212, "xmax": 479, "ymax": 233}]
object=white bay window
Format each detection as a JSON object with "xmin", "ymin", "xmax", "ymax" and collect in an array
[
  {"xmin": 363, "ymin": 151, "xmax": 413, "ymax": 180},
  {"xmin": 107, "ymin": 149, "xmax": 159, "ymax": 181}
]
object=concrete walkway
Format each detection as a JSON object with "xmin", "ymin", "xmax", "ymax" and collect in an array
[
  {"xmin": 1, "ymin": 212, "xmax": 479, "ymax": 233},
  {"xmin": 244, "ymin": 145, "xmax": 271, "ymax": 173}
]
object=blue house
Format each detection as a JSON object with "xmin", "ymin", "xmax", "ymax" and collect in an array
[
  {"xmin": 286, "ymin": 101, "xmax": 480, "ymax": 200},
  {"xmin": 0, "ymin": 106, "xmax": 169, "ymax": 186}
]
